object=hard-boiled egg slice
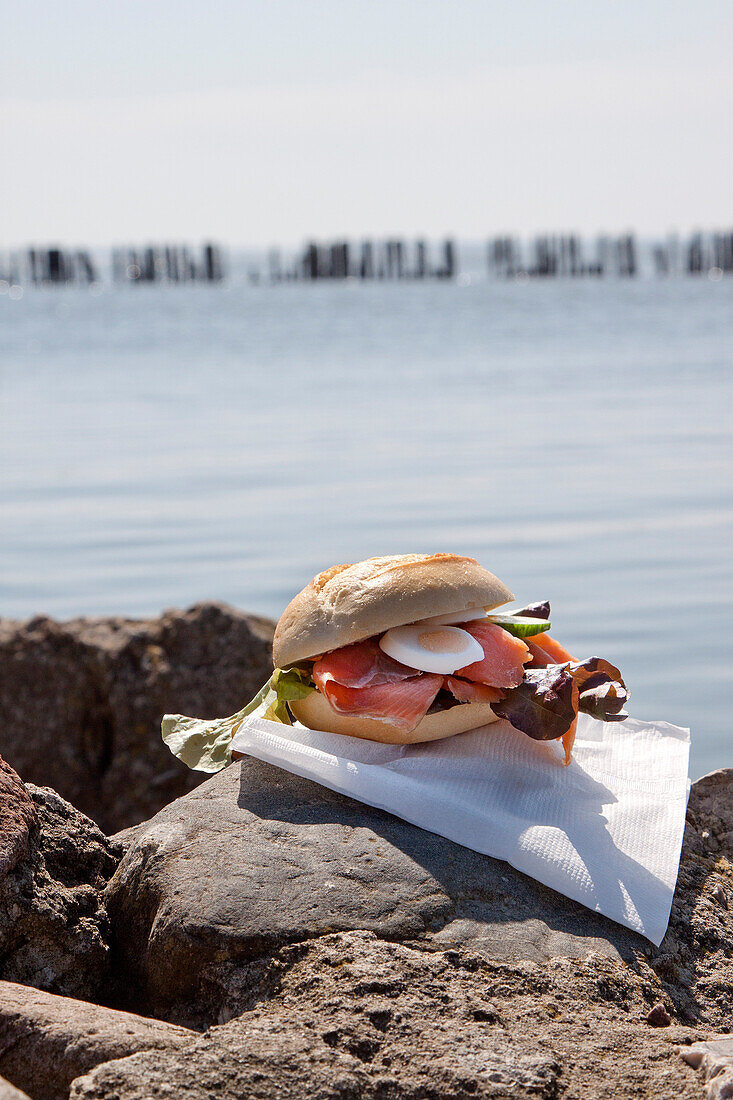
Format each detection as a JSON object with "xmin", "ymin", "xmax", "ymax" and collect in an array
[
  {"xmin": 417, "ymin": 605, "xmax": 490, "ymax": 628},
  {"xmin": 379, "ymin": 623, "xmax": 484, "ymax": 675}
]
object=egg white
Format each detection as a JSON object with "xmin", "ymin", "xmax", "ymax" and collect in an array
[
  {"xmin": 417, "ymin": 605, "xmax": 490, "ymax": 628},
  {"xmin": 379, "ymin": 623, "xmax": 484, "ymax": 675}
]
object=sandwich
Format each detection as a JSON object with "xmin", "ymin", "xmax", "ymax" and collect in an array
[{"xmin": 162, "ymin": 553, "xmax": 628, "ymax": 773}]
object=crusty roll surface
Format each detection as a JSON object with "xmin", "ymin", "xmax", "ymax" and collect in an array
[
  {"xmin": 289, "ymin": 691, "xmax": 499, "ymax": 745},
  {"xmin": 273, "ymin": 553, "xmax": 513, "ymax": 668}
]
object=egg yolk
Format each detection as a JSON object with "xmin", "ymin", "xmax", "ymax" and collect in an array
[{"xmin": 417, "ymin": 628, "xmax": 467, "ymax": 653}]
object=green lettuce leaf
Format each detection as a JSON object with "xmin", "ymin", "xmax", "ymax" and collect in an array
[{"xmin": 161, "ymin": 667, "xmax": 315, "ymax": 773}]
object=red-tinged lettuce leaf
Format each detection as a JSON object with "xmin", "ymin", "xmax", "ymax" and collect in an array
[
  {"xmin": 491, "ymin": 654, "xmax": 630, "ymax": 742},
  {"xmin": 580, "ymin": 679, "xmax": 628, "ymax": 721},
  {"xmin": 513, "ymin": 601, "xmax": 551, "ymax": 621},
  {"xmin": 567, "ymin": 657, "xmax": 629, "ymax": 721},
  {"xmin": 491, "ymin": 666, "xmax": 576, "ymax": 741}
]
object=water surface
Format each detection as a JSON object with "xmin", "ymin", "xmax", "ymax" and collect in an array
[{"xmin": 1, "ymin": 278, "xmax": 731, "ymax": 777}]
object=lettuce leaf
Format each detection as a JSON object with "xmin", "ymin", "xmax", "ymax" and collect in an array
[
  {"xmin": 491, "ymin": 656, "xmax": 629, "ymax": 741},
  {"xmin": 512, "ymin": 601, "xmax": 551, "ymax": 621},
  {"xmin": 161, "ymin": 667, "xmax": 315, "ymax": 773},
  {"xmin": 569, "ymin": 657, "xmax": 629, "ymax": 721},
  {"xmin": 491, "ymin": 666, "xmax": 576, "ymax": 741}
]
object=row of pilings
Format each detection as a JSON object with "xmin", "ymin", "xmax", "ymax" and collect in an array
[
  {"xmin": 489, "ymin": 234, "xmax": 637, "ymax": 278},
  {"xmin": 111, "ymin": 242, "xmax": 225, "ymax": 284},
  {"xmin": 2, "ymin": 232, "xmax": 732, "ymax": 289},
  {"xmin": 488, "ymin": 231, "xmax": 733, "ymax": 279},
  {"xmin": 0, "ymin": 248, "xmax": 99, "ymax": 287},
  {"xmin": 267, "ymin": 239, "xmax": 456, "ymax": 282},
  {"xmin": 0, "ymin": 242, "xmax": 225, "ymax": 288}
]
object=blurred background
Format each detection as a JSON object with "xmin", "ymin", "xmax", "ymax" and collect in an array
[{"xmin": 1, "ymin": 1, "xmax": 731, "ymax": 778}]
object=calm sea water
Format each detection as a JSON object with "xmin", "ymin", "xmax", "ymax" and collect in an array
[{"xmin": 1, "ymin": 278, "xmax": 732, "ymax": 778}]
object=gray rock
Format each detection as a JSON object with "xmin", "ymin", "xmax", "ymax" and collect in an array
[
  {"xmin": 0, "ymin": 603, "xmax": 275, "ymax": 831},
  {"xmin": 0, "ymin": 756, "xmax": 36, "ymax": 880},
  {"xmin": 0, "ymin": 981, "xmax": 195, "ymax": 1100},
  {"xmin": 107, "ymin": 758, "xmax": 733, "ymax": 1030},
  {"xmin": 650, "ymin": 769, "xmax": 733, "ymax": 1030},
  {"xmin": 70, "ymin": 931, "xmax": 704, "ymax": 1100},
  {"xmin": 0, "ymin": 1077, "xmax": 31, "ymax": 1100},
  {"xmin": 0, "ymin": 782, "xmax": 118, "ymax": 1000},
  {"xmin": 107, "ymin": 755, "xmax": 658, "ymax": 1024},
  {"xmin": 681, "ymin": 1038, "xmax": 733, "ymax": 1098}
]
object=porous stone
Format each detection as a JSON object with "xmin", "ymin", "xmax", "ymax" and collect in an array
[
  {"xmin": 106, "ymin": 755, "xmax": 645, "ymax": 1024},
  {"xmin": 680, "ymin": 1038, "xmax": 733, "ymax": 1099},
  {"xmin": 650, "ymin": 769, "xmax": 733, "ymax": 1029},
  {"xmin": 0, "ymin": 1077, "xmax": 31, "ymax": 1100},
  {"xmin": 0, "ymin": 782, "xmax": 118, "ymax": 1000},
  {"xmin": 0, "ymin": 603, "xmax": 275, "ymax": 831},
  {"xmin": 106, "ymin": 760, "xmax": 733, "ymax": 1032},
  {"xmin": 0, "ymin": 982, "xmax": 195, "ymax": 1100},
  {"xmin": 0, "ymin": 756, "xmax": 36, "ymax": 880},
  {"xmin": 648, "ymin": 1001, "xmax": 672, "ymax": 1026},
  {"xmin": 70, "ymin": 932, "xmax": 705, "ymax": 1100}
]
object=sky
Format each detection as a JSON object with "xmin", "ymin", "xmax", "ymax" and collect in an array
[{"xmin": 1, "ymin": 1, "xmax": 732, "ymax": 246}]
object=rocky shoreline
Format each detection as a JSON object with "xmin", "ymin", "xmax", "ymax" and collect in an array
[{"xmin": 0, "ymin": 604, "xmax": 731, "ymax": 1099}]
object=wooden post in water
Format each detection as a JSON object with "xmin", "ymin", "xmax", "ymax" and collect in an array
[
  {"xmin": 27, "ymin": 249, "xmax": 40, "ymax": 284},
  {"xmin": 302, "ymin": 242, "xmax": 318, "ymax": 280},
  {"xmin": 141, "ymin": 247, "xmax": 155, "ymax": 282},
  {"xmin": 626, "ymin": 235, "xmax": 637, "ymax": 277},
  {"xmin": 338, "ymin": 242, "xmax": 347, "ymax": 278},
  {"xmin": 328, "ymin": 243, "xmax": 341, "ymax": 278},
  {"xmin": 384, "ymin": 241, "xmax": 396, "ymax": 279},
  {"xmin": 47, "ymin": 249, "xmax": 64, "ymax": 283},
  {"xmin": 395, "ymin": 240, "xmax": 405, "ymax": 279},
  {"xmin": 717, "ymin": 232, "xmax": 730, "ymax": 272},
  {"xmin": 76, "ymin": 251, "xmax": 97, "ymax": 283},
  {"xmin": 359, "ymin": 241, "xmax": 374, "ymax": 279},
  {"xmin": 568, "ymin": 235, "xmax": 580, "ymax": 277},
  {"xmin": 165, "ymin": 246, "xmax": 179, "ymax": 283},
  {"xmin": 688, "ymin": 233, "xmax": 703, "ymax": 274},
  {"xmin": 415, "ymin": 240, "xmax": 427, "ymax": 278},
  {"xmin": 203, "ymin": 243, "xmax": 223, "ymax": 281},
  {"xmin": 436, "ymin": 239, "xmax": 455, "ymax": 279}
]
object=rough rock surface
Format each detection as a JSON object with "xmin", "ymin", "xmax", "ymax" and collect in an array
[
  {"xmin": 0, "ymin": 757, "xmax": 36, "ymax": 880},
  {"xmin": 71, "ymin": 931, "xmax": 707, "ymax": 1100},
  {"xmin": 652, "ymin": 769, "xmax": 733, "ymax": 1030},
  {"xmin": 0, "ymin": 603, "xmax": 275, "ymax": 832},
  {"xmin": 0, "ymin": 1077, "xmax": 30, "ymax": 1100},
  {"xmin": 0, "ymin": 981, "xmax": 195, "ymax": 1100},
  {"xmin": 681, "ymin": 1038, "xmax": 733, "ymax": 1099},
  {"xmin": 0, "ymin": 781, "xmax": 119, "ymax": 1000},
  {"xmin": 105, "ymin": 757, "xmax": 733, "ymax": 1031}
]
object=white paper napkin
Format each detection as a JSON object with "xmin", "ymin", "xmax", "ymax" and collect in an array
[{"xmin": 230, "ymin": 713, "xmax": 690, "ymax": 945}]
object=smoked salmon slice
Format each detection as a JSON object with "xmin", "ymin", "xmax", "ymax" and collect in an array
[
  {"xmin": 454, "ymin": 622, "xmax": 530, "ymax": 688},
  {"xmin": 444, "ymin": 677, "xmax": 503, "ymax": 704},
  {"xmin": 562, "ymin": 718, "xmax": 578, "ymax": 766},
  {"xmin": 313, "ymin": 639, "xmax": 417, "ymax": 689},
  {"xmin": 527, "ymin": 633, "xmax": 575, "ymax": 666},
  {"xmin": 318, "ymin": 674, "xmax": 444, "ymax": 731}
]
